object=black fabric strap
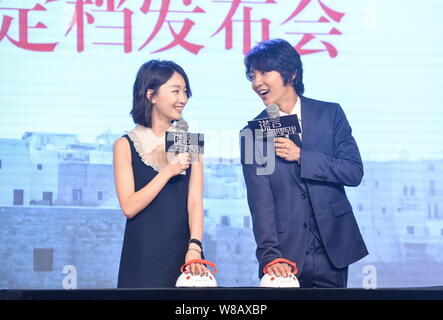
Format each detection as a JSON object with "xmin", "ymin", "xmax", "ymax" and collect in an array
[{"xmin": 188, "ymin": 238, "xmax": 202, "ymax": 250}]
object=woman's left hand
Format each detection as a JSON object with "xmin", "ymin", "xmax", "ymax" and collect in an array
[
  {"xmin": 185, "ymin": 249, "xmax": 209, "ymax": 276},
  {"xmin": 274, "ymin": 137, "xmax": 300, "ymax": 162}
]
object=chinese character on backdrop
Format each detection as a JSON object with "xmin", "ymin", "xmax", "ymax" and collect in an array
[
  {"xmin": 138, "ymin": 0, "xmax": 205, "ymax": 54},
  {"xmin": 0, "ymin": 2, "xmax": 59, "ymax": 51},
  {"xmin": 0, "ymin": 0, "xmax": 347, "ymax": 57},
  {"xmin": 211, "ymin": 0, "xmax": 275, "ymax": 54},
  {"xmin": 64, "ymin": 0, "xmax": 133, "ymax": 52},
  {"xmin": 282, "ymin": 0, "xmax": 345, "ymax": 58}
]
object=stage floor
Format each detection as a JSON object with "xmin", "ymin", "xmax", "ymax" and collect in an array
[{"xmin": 2, "ymin": 287, "xmax": 443, "ymax": 300}]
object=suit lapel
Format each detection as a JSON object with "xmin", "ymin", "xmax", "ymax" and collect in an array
[
  {"xmin": 300, "ymin": 95, "xmax": 313, "ymax": 152},
  {"xmin": 285, "ymin": 96, "xmax": 314, "ymax": 193}
]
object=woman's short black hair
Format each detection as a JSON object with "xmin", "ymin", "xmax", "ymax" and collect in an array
[
  {"xmin": 131, "ymin": 60, "xmax": 192, "ymax": 127},
  {"xmin": 244, "ymin": 39, "xmax": 305, "ymax": 95}
]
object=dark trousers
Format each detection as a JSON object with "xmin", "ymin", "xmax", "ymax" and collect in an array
[{"xmin": 298, "ymin": 216, "xmax": 348, "ymax": 288}]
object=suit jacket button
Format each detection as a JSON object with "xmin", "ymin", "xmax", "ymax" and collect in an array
[
  {"xmin": 301, "ymin": 193, "xmax": 306, "ymax": 199},
  {"xmin": 303, "ymin": 223, "xmax": 308, "ymax": 229}
]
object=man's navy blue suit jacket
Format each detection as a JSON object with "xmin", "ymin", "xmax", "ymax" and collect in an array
[{"xmin": 240, "ymin": 95, "xmax": 368, "ymax": 278}]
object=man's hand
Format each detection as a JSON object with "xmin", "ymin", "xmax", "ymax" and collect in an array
[
  {"xmin": 274, "ymin": 137, "xmax": 300, "ymax": 162},
  {"xmin": 265, "ymin": 262, "xmax": 293, "ymax": 278}
]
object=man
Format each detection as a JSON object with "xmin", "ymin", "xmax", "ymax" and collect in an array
[{"xmin": 240, "ymin": 39, "xmax": 368, "ymax": 288}]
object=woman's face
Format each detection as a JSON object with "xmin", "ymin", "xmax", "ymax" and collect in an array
[{"xmin": 149, "ymin": 71, "xmax": 188, "ymax": 122}]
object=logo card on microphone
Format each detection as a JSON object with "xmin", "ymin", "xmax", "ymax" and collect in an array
[
  {"xmin": 165, "ymin": 132, "xmax": 204, "ymax": 154},
  {"xmin": 248, "ymin": 114, "xmax": 301, "ymax": 138}
]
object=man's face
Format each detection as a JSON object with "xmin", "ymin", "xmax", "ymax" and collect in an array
[{"xmin": 249, "ymin": 69, "xmax": 295, "ymax": 106}]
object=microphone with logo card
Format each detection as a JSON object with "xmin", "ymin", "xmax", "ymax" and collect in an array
[
  {"xmin": 248, "ymin": 103, "xmax": 301, "ymax": 140},
  {"xmin": 165, "ymin": 119, "xmax": 204, "ymax": 175}
]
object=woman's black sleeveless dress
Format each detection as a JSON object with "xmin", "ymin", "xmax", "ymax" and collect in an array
[{"xmin": 117, "ymin": 135, "xmax": 190, "ymax": 288}]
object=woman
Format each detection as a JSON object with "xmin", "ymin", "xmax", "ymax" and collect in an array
[{"xmin": 114, "ymin": 60, "xmax": 207, "ymax": 288}]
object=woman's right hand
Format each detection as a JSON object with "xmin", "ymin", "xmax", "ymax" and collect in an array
[{"xmin": 165, "ymin": 152, "xmax": 190, "ymax": 177}]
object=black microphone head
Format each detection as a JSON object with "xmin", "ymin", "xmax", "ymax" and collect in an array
[
  {"xmin": 176, "ymin": 119, "xmax": 189, "ymax": 132},
  {"xmin": 266, "ymin": 104, "xmax": 279, "ymax": 118}
]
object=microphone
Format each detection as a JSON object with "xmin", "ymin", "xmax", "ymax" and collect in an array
[
  {"xmin": 176, "ymin": 118, "xmax": 189, "ymax": 132},
  {"xmin": 165, "ymin": 119, "xmax": 204, "ymax": 173},
  {"xmin": 265, "ymin": 103, "xmax": 302, "ymax": 146},
  {"xmin": 247, "ymin": 102, "xmax": 301, "ymax": 145},
  {"xmin": 266, "ymin": 104, "xmax": 289, "ymax": 139},
  {"xmin": 266, "ymin": 103, "xmax": 280, "ymax": 119},
  {"xmin": 175, "ymin": 118, "xmax": 189, "ymax": 175}
]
